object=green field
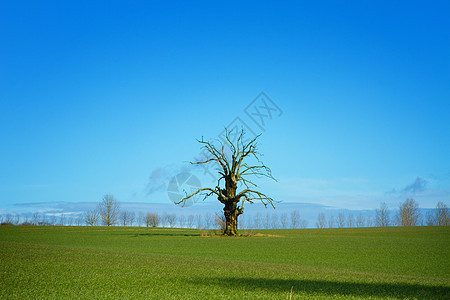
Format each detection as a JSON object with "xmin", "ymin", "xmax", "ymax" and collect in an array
[{"xmin": 0, "ymin": 226, "xmax": 449, "ymax": 299}]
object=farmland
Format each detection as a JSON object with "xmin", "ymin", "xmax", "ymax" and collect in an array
[{"xmin": 0, "ymin": 226, "xmax": 449, "ymax": 299}]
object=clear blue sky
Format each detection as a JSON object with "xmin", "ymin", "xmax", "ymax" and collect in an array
[{"xmin": 1, "ymin": 1, "xmax": 449, "ymax": 216}]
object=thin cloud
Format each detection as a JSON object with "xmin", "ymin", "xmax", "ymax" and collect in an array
[{"xmin": 387, "ymin": 177, "xmax": 428, "ymax": 195}]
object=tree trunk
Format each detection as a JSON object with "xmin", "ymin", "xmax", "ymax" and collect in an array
[{"xmin": 223, "ymin": 201, "xmax": 242, "ymax": 236}]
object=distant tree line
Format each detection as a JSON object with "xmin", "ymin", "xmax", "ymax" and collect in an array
[
  {"xmin": 1, "ymin": 197, "xmax": 448, "ymax": 229},
  {"xmin": 313, "ymin": 199, "xmax": 449, "ymax": 228}
]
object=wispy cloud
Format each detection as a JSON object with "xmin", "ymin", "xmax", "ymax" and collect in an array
[{"xmin": 387, "ymin": 177, "xmax": 428, "ymax": 195}]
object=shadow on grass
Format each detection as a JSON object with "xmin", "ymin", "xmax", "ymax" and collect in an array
[{"xmin": 187, "ymin": 276, "xmax": 449, "ymax": 299}]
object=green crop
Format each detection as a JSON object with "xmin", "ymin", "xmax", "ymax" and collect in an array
[{"xmin": 1, "ymin": 226, "xmax": 448, "ymax": 299}]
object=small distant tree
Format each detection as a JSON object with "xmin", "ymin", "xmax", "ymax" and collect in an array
[
  {"xmin": 291, "ymin": 210, "xmax": 300, "ymax": 229},
  {"xmin": 347, "ymin": 214, "xmax": 354, "ymax": 228},
  {"xmin": 129, "ymin": 212, "xmax": 135, "ymax": 226},
  {"xmin": 215, "ymin": 213, "xmax": 226, "ymax": 231},
  {"xmin": 337, "ymin": 213, "xmax": 345, "ymax": 228},
  {"xmin": 328, "ymin": 215, "xmax": 335, "ymax": 228},
  {"xmin": 32, "ymin": 212, "xmax": 40, "ymax": 225},
  {"xmin": 138, "ymin": 212, "xmax": 144, "ymax": 227},
  {"xmin": 145, "ymin": 213, "xmax": 160, "ymax": 228},
  {"xmin": 68, "ymin": 215, "xmax": 74, "ymax": 226},
  {"xmin": 356, "ymin": 214, "xmax": 365, "ymax": 228},
  {"xmin": 280, "ymin": 213, "xmax": 288, "ymax": 229},
  {"xmin": 204, "ymin": 213, "xmax": 212, "ymax": 229},
  {"xmin": 60, "ymin": 213, "xmax": 65, "ymax": 226},
  {"xmin": 196, "ymin": 214, "xmax": 203, "ymax": 229},
  {"xmin": 398, "ymin": 198, "xmax": 420, "ymax": 226},
  {"xmin": 316, "ymin": 213, "xmax": 326, "ymax": 228},
  {"xmin": 271, "ymin": 213, "xmax": 278, "ymax": 229},
  {"xmin": 40, "ymin": 214, "xmax": 47, "ymax": 226},
  {"xmin": 121, "ymin": 211, "xmax": 129, "ymax": 226},
  {"xmin": 49, "ymin": 215, "xmax": 57, "ymax": 226},
  {"xmin": 4, "ymin": 214, "xmax": 14, "ymax": 224},
  {"xmin": 179, "ymin": 215, "xmax": 186, "ymax": 228},
  {"xmin": 264, "ymin": 213, "xmax": 270, "ymax": 229},
  {"xmin": 85, "ymin": 210, "xmax": 99, "ymax": 226},
  {"xmin": 167, "ymin": 214, "xmax": 176, "ymax": 228},
  {"xmin": 301, "ymin": 219, "xmax": 308, "ymax": 229},
  {"xmin": 76, "ymin": 214, "xmax": 83, "ymax": 226},
  {"xmin": 375, "ymin": 202, "xmax": 390, "ymax": 227},
  {"xmin": 145, "ymin": 213, "xmax": 151, "ymax": 227},
  {"xmin": 152, "ymin": 213, "xmax": 160, "ymax": 227},
  {"xmin": 238, "ymin": 215, "xmax": 246, "ymax": 229},
  {"xmin": 98, "ymin": 194, "xmax": 120, "ymax": 226},
  {"xmin": 14, "ymin": 214, "xmax": 21, "ymax": 225},
  {"xmin": 187, "ymin": 215, "xmax": 195, "ymax": 228},
  {"xmin": 426, "ymin": 211, "xmax": 437, "ymax": 226},
  {"xmin": 255, "ymin": 212, "xmax": 262, "ymax": 229},
  {"xmin": 436, "ymin": 202, "xmax": 449, "ymax": 226}
]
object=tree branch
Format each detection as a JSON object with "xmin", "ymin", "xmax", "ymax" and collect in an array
[{"xmin": 176, "ymin": 188, "xmax": 220, "ymax": 207}]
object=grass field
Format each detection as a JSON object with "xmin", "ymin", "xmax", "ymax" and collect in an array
[{"xmin": 0, "ymin": 226, "xmax": 449, "ymax": 299}]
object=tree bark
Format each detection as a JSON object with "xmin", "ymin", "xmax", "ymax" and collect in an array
[{"xmin": 223, "ymin": 200, "xmax": 242, "ymax": 236}]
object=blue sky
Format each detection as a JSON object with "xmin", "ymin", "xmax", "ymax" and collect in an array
[{"xmin": 1, "ymin": 1, "xmax": 449, "ymax": 218}]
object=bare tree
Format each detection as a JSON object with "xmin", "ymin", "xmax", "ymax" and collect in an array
[
  {"xmin": 280, "ymin": 213, "xmax": 288, "ymax": 229},
  {"xmin": 68, "ymin": 215, "xmax": 74, "ymax": 226},
  {"xmin": 271, "ymin": 213, "xmax": 278, "ymax": 229},
  {"xmin": 187, "ymin": 215, "xmax": 195, "ymax": 228},
  {"xmin": 179, "ymin": 215, "xmax": 186, "ymax": 228},
  {"xmin": 41, "ymin": 214, "xmax": 48, "ymax": 226},
  {"xmin": 328, "ymin": 215, "xmax": 335, "ymax": 228},
  {"xmin": 264, "ymin": 213, "xmax": 270, "ymax": 229},
  {"xmin": 204, "ymin": 213, "xmax": 212, "ymax": 229},
  {"xmin": 398, "ymin": 198, "xmax": 420, "ymax": 226},
  {"xmin": 152, "ymin": 213, "xmax": 160, "ymax": 227},
  {"xmin": 356, "ymin": 214, "xmax": 365, "ymax": 228},
  {"xmin": 129, "ymin": 212, "xmax": 135, "ymax": 226},
  {"xmin": 138, "ymin": 212, "xmax": 144, "ymax": 227},
  {"xmin": 76, "ymin": 214, "xmax": 83, "ymax": 226},
  {"xmin": 4, "ymin": 214, "xmax": 13, "ymax": 224},
  {"xmin": 120, "ymin": 211, "xmax": 129, "ymax": 226},
  {"xmin": 60, "ymin": 213, "xmax": 65, "ymax": 226},
  {"xmin": 291, "ymin": 210, "xmax": 300, "ymax": 229},
  {"xmin": 145, "ymin": 213, "xmax": 160, "ymax": 227},
  {"xmin": 196, "ymin": 214, "xmax": 203, "ymax": 229},
  {"xmin": 32, "ymin": 212, "xmax": 40, "ymax": 225},
  {"xmin": 301, "ymin": 219, "xmax": 308, "ymax": 229},
  {"xmin": 14, "ymin": 214, "xmax": 20, "ymax": 225},
  {"xmin": 177, "ymin": 129, "xmax": 276, "ymax": 236},
  {"xmin": 98, "ymin": 194, "xmax": 120, "ymax": 226},
  {"xmin": 316, "ymin": 213, "xmax": 326, "ymax": 228},
  {"xmin": 85, "ymin": 210, "xmax": 99, "ymax": 226},
  {"xmin": 238, "ymin": 215, "xmax": 246, "ymax": 229},
  {"xmin": 436, "ymin": 202, "xmax": 449, "ymax": 226},
  {"xmin": 255, "ymin": 212, "xmax": 262, "ymax": 229},
  {"xmin": 347, "ymin": 214, "xmax": 354, "ymax": 228},
  {"xmin": 145, "ymin": 213, "xmax": 151, "ymax": 227},
  {"xmin": 215, "ymin": 213, "xmax": 226, "ymax": 231},
  {"xmin": 375, "ymin": 202, "xmax": 390, "ymax": 227},
  {"xmin": 167, "ymin": 214, "xmax": 176, "ymax": 228},
  {"xmin": 426, "ymin": 210, "xmax": 437, "ymax": 226},
  {"xmin": 337, "ymin": 213, "xmax": 345, "ymax": 228}
]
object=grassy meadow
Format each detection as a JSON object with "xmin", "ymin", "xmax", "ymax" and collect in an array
[{"xmin": 0, "ymin": 225, "xmax": 449, "ymax": 299}]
